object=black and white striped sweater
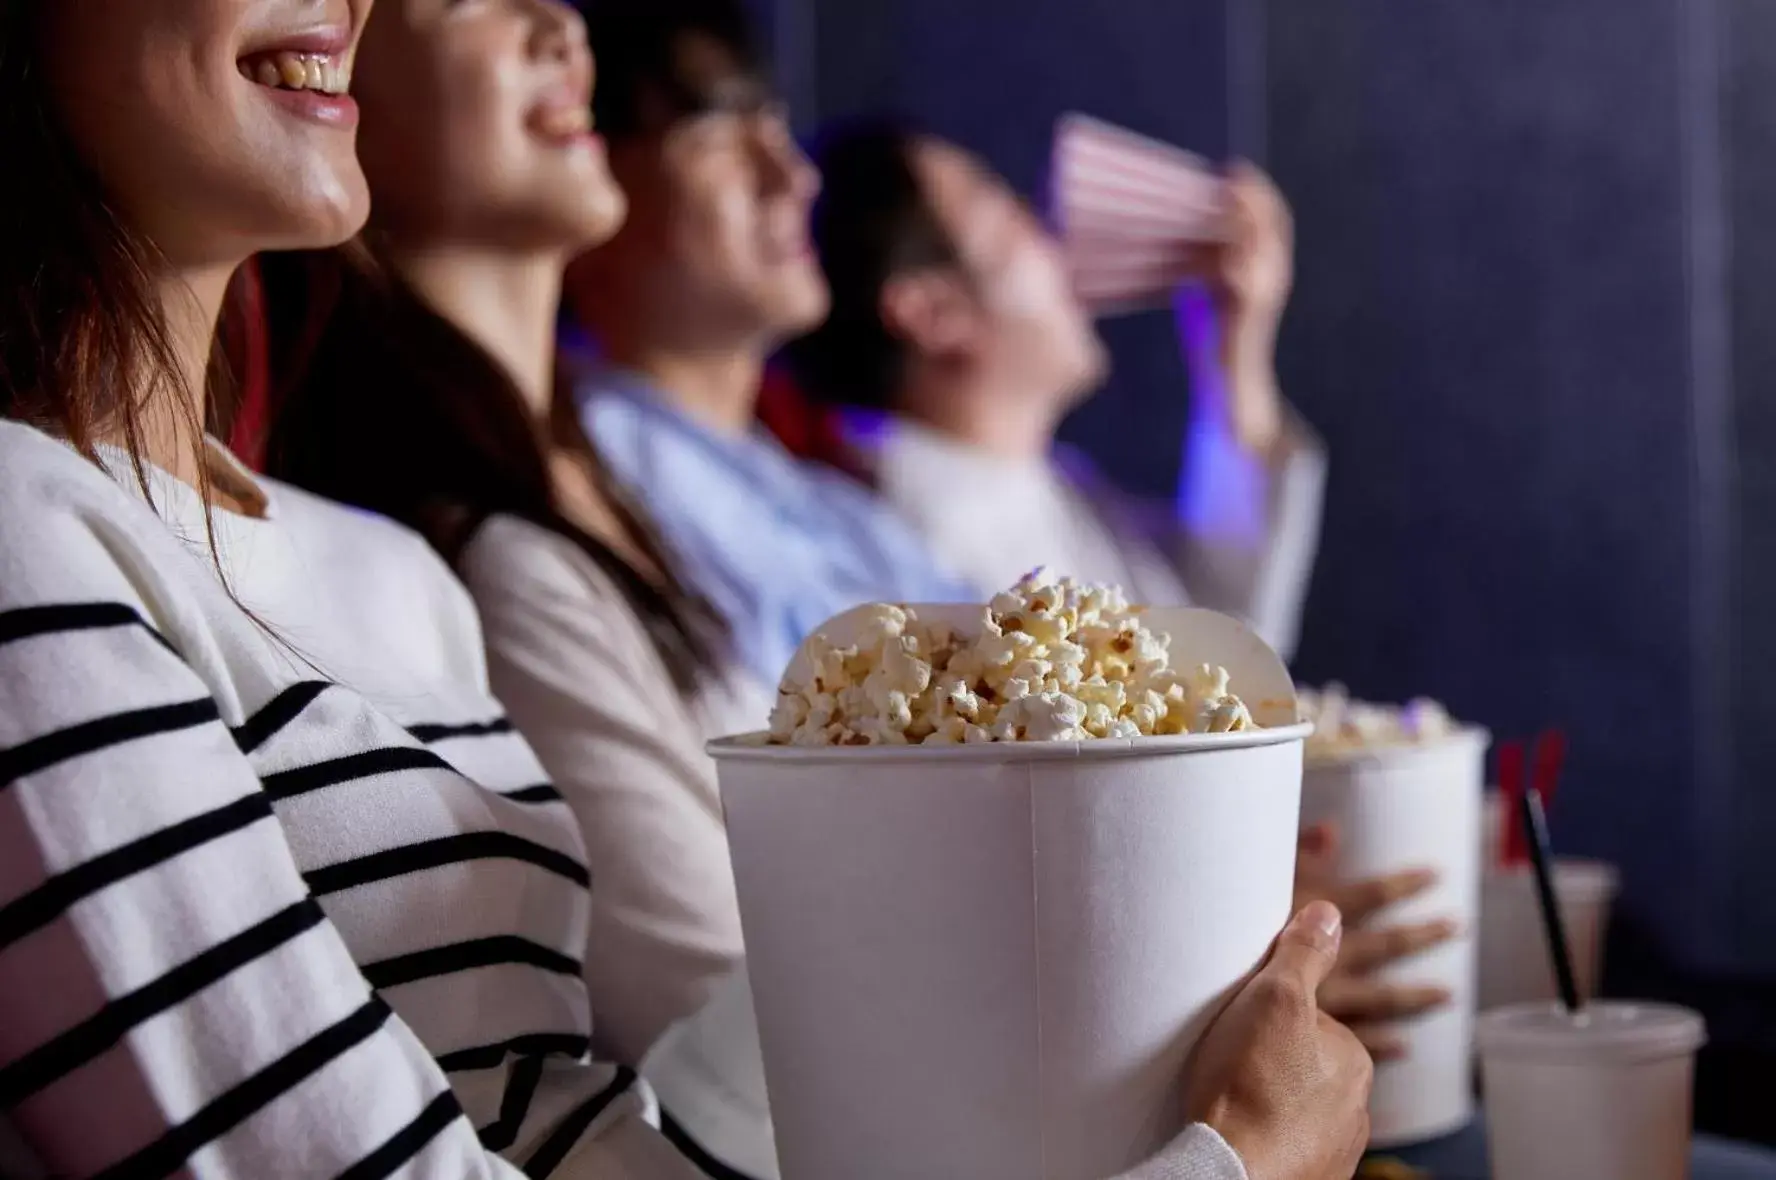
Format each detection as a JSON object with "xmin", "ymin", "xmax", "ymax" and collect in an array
[{"xmin": 0, "ymin": 421, "xmax": 701, "ymax": 1179}]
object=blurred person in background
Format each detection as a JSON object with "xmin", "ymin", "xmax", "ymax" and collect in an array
[
  {"xmin": 262, "ymin": 0, "xmax": 752, "ymax": 1071},
  {"xmin": 788, "ymin": 123, "xmax": 1324, "ymax": 660},
  {"xmin": 561, "ymin": 0, "xmax": 969, "ymax": 692}
]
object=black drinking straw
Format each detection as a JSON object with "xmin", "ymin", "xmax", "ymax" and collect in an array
[{"xmin": 1519, "ymin": 786, "xmax": 1582, "ymax": 1012}]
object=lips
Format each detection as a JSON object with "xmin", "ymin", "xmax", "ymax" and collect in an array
[{"xmin": 763, "ymin": 228, "xmax": 814, "ymax": 263}]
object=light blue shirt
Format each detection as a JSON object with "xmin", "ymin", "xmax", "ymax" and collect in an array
[{"xmin": 577, "ymin": 368, "xmax": 970, "ymax": 685}]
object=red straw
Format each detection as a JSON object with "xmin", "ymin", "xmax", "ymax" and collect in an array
[
  {"xmin": 1498, "ymin": 739, "xmax": 1527, "ymax": 867},
  {"xmin": 1530, "ymin": 729, "xmax": 1567, "ymax": 815}
]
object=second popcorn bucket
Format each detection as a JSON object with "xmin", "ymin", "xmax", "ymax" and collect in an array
[
  {"xmin": 1296, "ymin": 690, "xmax": 1491, "ymax": 1147},
  {"xmin": 709, "ymin": 576, "xmax": 1310, "ymax": 1180}
]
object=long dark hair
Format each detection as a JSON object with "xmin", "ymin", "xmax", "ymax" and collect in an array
[
  {"xmin": 258, "ymin": 243, "xmax": 725, "ymax": 695},
  {"xmin": 1, "ymin": 3, "xmax": 247, "ymax": 534}
]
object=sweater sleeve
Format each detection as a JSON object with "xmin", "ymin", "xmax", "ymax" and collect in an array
[
  {"xmin": 1165, "ymin": 285, "xmax": 1326, "ymax": 664},
  {"xmin": 1172, "ymin": 402, "xmax": 1326, "ymax": 663},
  {"xmin": 1112, "ymin": 1124, "xmax": 1250, "ymax": 1180},
  {"xmin": 460, "ymin": 519, "xmax": 745, "ymax": 1066}
]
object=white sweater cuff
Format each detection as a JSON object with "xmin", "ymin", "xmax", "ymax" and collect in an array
[{"xmin": 1113, "ymin": 1122, "xmax": 1250, "ymax": 1180}]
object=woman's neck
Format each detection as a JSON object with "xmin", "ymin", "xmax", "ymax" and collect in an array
[
  {"xmin": 388, "ymin": 240, "xmax": 668, "ymax": 583},
  {"xmin": 388, "ymin": 244, "xmax": 565, "ymax": 418},
  {"xmin": 131, "ymin": 267, "xmax": 234, "ymax": 494}
]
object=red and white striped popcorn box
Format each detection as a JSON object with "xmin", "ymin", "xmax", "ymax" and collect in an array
[{"xmin": 1050, "ymin": 112, "xmax": 1229, "ymax": 313}]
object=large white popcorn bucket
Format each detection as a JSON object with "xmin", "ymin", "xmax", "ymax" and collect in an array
[
  {"xmin": 709, "ymin": 608, "xmax": 1306, "ymax": 1180},
  {"xmin": 1298, "ymin": 728, "xmax": 1490, "ymax": 1148}
]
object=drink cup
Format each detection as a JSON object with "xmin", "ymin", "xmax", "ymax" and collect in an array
[
  {"xmin": 1480, "ymin": 858, "xmax": 1618, "ymax": 1011},
  {"xmin": 1477, "ymin": 1001, "xmax": 1705, "ymax": 1180},
  {"xmin": 1299, "ymin": 729, "xmax": 1490, "ymax": 1147}
]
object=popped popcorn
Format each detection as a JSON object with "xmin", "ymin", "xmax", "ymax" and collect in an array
[
  {"xmin": 1297, "ymin": 683, "xmax": 1456, "ymax": 759},
  {"xmin": 767, "ymin": 568, "xmax": 1259, "ymax": 746}
]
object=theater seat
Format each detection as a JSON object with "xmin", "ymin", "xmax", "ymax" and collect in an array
[
  {"xmin": 755, "ymin": 365, "xmax": 868, "ymax": 484},
  {"xmin": 222, "ymin": 259, "xmax": 271, "ymax": 471},
  {"xmin": 230, "ymin": 293, "xmax": 853, "ymax": 488}
]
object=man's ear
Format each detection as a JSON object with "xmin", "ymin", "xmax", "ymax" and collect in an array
[{"xmin": 879, "ymin": 269, "xmax": 979, "ymax": 356}]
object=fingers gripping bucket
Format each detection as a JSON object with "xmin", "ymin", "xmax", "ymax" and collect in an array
[{"xmin": 711, "ymin": 609, "xmax": 1307, "ymax": 1180}]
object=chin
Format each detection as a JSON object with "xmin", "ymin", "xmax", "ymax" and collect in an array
[
  {"xmin": 532, "ymin": 176, "xmax": 627, "ymax": 251},
  {"xmin": 267, "ymin": 173, "xmax": 373, "ymax": 252},
  {"xmin": 1055, "ymin": 347, "xmax": 1110, "ymax": 408},
  {"xmin": 1073, "ymin": 332, "xmax": 1111, "ymax": 389},
  {"xmin": 1084, "ymin": 344, "xmax": 1111, "ymax": 387},
  {"xmin": 502, "ymin": 196, "xmax": 626, "ymax": 256},
  {"xmin": 579, "ymin": 189, "xmax": 629, "ymax": 249},
  {"xmin": 774, "ymin": 273, "xmax": 832, "ymax": 335}
]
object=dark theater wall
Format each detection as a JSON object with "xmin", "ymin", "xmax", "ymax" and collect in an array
[
  {"xmin": 1727, "ymin": 0, "xmax": 1776, "ymax": 979},
  {"xmin": 1260, "ymin": 0, "xmax": 1739, "ymax": 975}
]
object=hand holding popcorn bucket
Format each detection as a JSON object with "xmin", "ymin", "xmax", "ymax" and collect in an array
[{"xmin": 708, "ymin": 576, "xmax": 1310, "ymax": 1179}]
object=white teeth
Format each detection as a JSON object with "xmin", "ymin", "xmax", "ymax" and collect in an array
[
  {"xmin": 536, "ymin": 105, "xmax": 590, "ymax": 137},
  {"xmin": 240, "ymin": 51, "xmax": 350, "ymax": 95}
]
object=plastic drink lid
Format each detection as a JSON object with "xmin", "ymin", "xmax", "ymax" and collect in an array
[
  {"xmin": 1476, "ymin": 1001, "xmax": 1706, "ymax": 1064},
  {"xmin": 1547, "ymin": 860, "xmax": 1620, "ymax": 902}
]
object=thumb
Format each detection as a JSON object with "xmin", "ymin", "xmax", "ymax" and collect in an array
[{"xmin": 1263, "ymin": 901, "xmax": 1344, "ymax": 994}]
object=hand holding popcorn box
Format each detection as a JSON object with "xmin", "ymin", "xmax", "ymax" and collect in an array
[
  {"xmin": 711, "ymin": 571, "xmax": 1309, "ymax": 1180},
  {"xmin": 1296, "ymin": 686, "xmax": 1490, "ymax": 1147}
]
